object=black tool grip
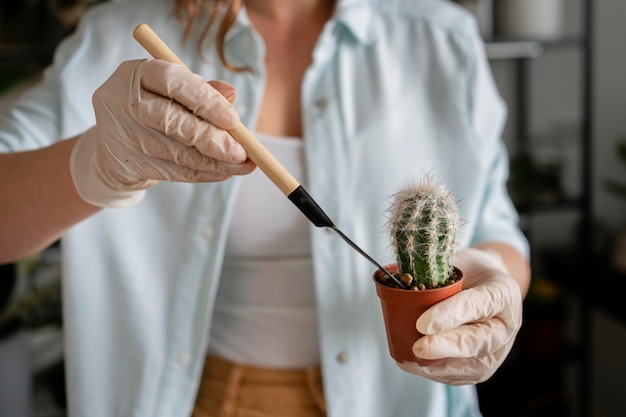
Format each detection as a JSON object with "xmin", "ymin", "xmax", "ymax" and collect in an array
[{"xmin": 288, "ymin": 186, "xmax": 334, "ymax": 228}]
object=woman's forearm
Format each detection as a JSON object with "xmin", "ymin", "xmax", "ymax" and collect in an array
[
  {"xmin": 474, "ymin": 241, "xmax": 532, "ymax": 298},
  {"xmin": 0, "ymin": 137, "xmax": 100, "ymax": 263}
]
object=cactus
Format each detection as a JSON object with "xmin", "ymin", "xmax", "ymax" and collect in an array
[{"xmin": 387, "ymin": 177, "xmax": 461, "ymax": 289}]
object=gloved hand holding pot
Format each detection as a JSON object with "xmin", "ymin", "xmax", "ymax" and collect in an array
[{"xmin": 373, "ymin": 176, "xmax": 524, "ymax": 386}]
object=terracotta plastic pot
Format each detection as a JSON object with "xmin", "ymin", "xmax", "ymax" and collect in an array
[{"xmin": 373, "ymin": 264, "xmax": 465, "ymax": 363}]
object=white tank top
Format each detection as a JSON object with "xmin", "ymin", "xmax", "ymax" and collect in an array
[{"xmin": 208, "ymin": 133, "xmax": 319, "ymax": 369}]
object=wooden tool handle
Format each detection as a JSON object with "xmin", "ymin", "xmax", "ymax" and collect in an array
[{"xmin": 132, "ymin": 23, "xmax": 300, "ymax": 196}]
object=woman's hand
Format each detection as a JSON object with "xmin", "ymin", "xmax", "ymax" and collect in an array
[
  {"xmin": 396, "ymin": 248, "xmax": 523, "ymax": 385},
  {"xmin": 70, "ymin": 59, "xmax": 255, "ymax": 207}
]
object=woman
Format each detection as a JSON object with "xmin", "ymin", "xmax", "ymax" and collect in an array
[{"xmin": 0, "ymin": 0, "xmax": 530, "ymax": 416}]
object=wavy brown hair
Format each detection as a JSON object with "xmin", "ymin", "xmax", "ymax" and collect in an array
[{"xmin": 173, "ymin": 0, "xmax": 247, "ymax": 71}]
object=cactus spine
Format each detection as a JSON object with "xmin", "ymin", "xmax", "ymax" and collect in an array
[{"xmin": 388, "ymin": 177, "xmax": 460, "ymax": 289}]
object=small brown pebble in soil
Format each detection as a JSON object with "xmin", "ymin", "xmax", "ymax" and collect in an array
[
  {"xmin": 417, "ymin": 283, "xmax": 426, "ymax": 291},
  {"xmin": 400, "ymin": 273, "xmax": 413, "ymax": 286}
]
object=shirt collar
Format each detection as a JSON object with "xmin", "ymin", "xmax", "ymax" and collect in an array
[
  {"xmin": 334, "ymin": 0, "xmax": 379, "ymax": 45},
  {"xmin": 227, "ymin": 0, "xmax": 380, "ymax": 46}
]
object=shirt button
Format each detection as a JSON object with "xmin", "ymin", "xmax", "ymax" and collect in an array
[
  {"xmin": 336, "ymin": 351, "xmax": 349, "ymax": 364},
  {"xmin": 314, "ymin": 98, "xmax": 328, "ymax": 110},
  {"xmin": 177, "ymin": 352, "xmax": 192, "ymax": 366},
  {"xmin": 202, "ymin": 226, "xmax": 214, "ymax": 238}
]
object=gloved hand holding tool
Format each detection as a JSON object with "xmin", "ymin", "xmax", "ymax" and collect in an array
[
  {"xmin": 397, "ymin": 248, "xmax": 523, "ymax": 385},
  {"xmin": 70, "ymin": 58, "xmax": 255, "ymax": 208},
  {"xmin": 130, "ymin": 23, "xmax": 401, "ymax": 286}
]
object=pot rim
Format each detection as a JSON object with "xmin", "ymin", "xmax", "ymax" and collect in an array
[{"xmin": 373, "ymin": 263, "xmax": 464, "ymax": 293}]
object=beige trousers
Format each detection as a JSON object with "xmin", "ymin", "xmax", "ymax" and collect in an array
[{"xmin": 192, "ymin": 355, "xmax": 327, "ymax": 417}]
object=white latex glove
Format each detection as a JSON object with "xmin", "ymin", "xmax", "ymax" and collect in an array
[
  {"xmin": 396, "ymin": 248, "xmax": 523, "ymax": 385},
  {"xmin": 70, "ymin": 59, "xmax": 255, "ymax": 208}
]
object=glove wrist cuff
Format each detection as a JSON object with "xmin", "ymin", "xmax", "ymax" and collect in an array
[
  {"xmin": 70, "ymin": 128, "xmax": 146, "ymax": 208},
  {"xmin": 454, "ymin": 248, "xmax": 509, "ymax": 276}
]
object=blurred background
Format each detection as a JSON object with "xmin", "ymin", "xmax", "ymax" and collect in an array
[{"xmin": 0, "ymin": 0, "xmax": 625, "ymax": 416}]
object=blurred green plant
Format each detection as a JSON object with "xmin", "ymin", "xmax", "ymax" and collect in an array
[{"xmin": 0, "ymin": 250, "xmax": 62, "ymax": 337}]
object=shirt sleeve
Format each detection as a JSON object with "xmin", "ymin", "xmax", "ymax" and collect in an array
[
  {"xmin": 465, "ymin": 26, "xmax": 530, "ymax": 259},
  {"xmin": 0, "ymin": 9, "xmax": 99, "ymax": 153},
  {"xmin": 0, "ymin": 71, "xmax": 63, "ymax": 152}
]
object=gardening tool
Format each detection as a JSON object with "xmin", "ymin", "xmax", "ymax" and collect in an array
[{"xmin": 132, "ymin": 24, "xmax": 403, "ymax": 288}]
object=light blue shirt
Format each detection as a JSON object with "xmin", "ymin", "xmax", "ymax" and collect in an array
[{"xmin": 0, "ymin": 0, "xmax": 529, "ymax": 416}]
